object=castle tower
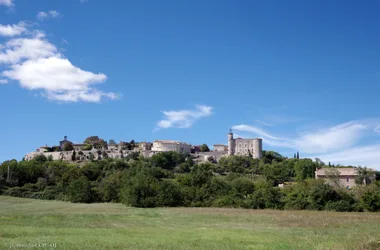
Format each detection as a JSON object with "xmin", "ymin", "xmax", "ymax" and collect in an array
[
  {"xmin": 228, "ymin": 128, "xmax": 235, "ymax": 156},
  {"xmin": 252, "ymin": 138, "xmax": 263, "ymax": 159}
]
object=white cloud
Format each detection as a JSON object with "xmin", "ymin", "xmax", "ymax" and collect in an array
[
  {"xmin": 232, "ymin": 120, "xmax": 380, "ymax": 169},
  {"xmin": 308, "ymin": 145, "xmax": 380, "ymax": 170},
  {"xmin": 0, "ymin": 23, "xmax": 118, "ymax": 103},
  {"xmin": 233, "ymin": 121, "xmax": 370, "ymax": 154},
  {"xmin": 255, "ymin": 120, "xmax": 273, "ymax": 127},
  {"xmin": 375, "ymin": 125, "xmax": 380, "ymax": 134},
  {"xmin": 36, "ymin": 10, "xmax": 61, "ymax": 21},
  {"xmin": 0, "ymin": 79, "xmax": 8, "ymax": 84},
  {"xmin": 48, "ymin": 10, "xmax": 60, "ymax": 18},
  {"xmin": 294, "ymin": 121, "xmax": 367, "ymax": 153},
  {"xmin": 0, "ymin": 0, "xmax": 13, "ymax": 7},
  {"xmin": 156, "ymin": 105, "xmax": 213, "ymax": 129},
  {"xmin": 232, "ymin": 124, "xmax": 285, "ymax": 141},
  {"xmin": 0, "ymin": 33, "xmax": 58, "ymax": 64},
  {"xmin": 0, "ymin": 22, "xmax": 27, "ymax": 37}
]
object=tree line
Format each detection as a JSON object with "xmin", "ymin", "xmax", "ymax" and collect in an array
[{"xmin": 0, "ymin": 151, "xmax": 379, "ymax": 211}]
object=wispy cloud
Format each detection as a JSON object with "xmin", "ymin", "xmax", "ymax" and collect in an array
[
  {"xmin": 0, "ymin": 79, "xmax": 8, "ymax": 84},
  {"xmin": 375, "ymin": 125, "xmax": 380, "ymax": 134},
  {"xmin": 0, "ymin": 22, "xmax": 118, "ymax": 103},
  {"xmin": 308, "ymin": 145, "xmax": 380, "ymax": 169},
  {"xmin": 232, "ymin": 120, "xmax": 380, "ymax": 169},
  {"xmin": 0, "ymin": 22, "xmax": 27, "ymax": 37},
  {"xmin": 36, "ymin": 10, "xmax": 62, "ymax": 21},
  {"xmin": 255, "ymin": 120, "xmax": 273, "ymax": 127},
  {"xmin": 156, "ymin": 105, "xmax": 213, "ymax": 130},
  {"xmin": 0, "ymin": 0, "xmax": 13, "ymax": 7}
]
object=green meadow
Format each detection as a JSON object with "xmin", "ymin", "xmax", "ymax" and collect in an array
[{"xmin": 0, "ymin": 196, "xmax": 379, "ymax": 250}]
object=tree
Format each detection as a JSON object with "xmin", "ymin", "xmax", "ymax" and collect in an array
[
  {"xmin": 130, "ymin": 140, "xmax": 136, "ymax": 150},
  {"xmin": 71, "ymin": 150, "xmax": 76, "ymax": 161},
  {"xmin": 62, "ymin": 142, "xmax": 74, "ymax": 151},
  {"xmin": 324, "ymin": 168, "xmax": 341, "ymax": 188},
  {"xmin": 84, "ymin": 136, "xmax": 107, "ymax": 148},
  {"xmin": 355, "ymin": 167, "xmax": 375, "ymax": 185},
  {"xmin": 294, "ymin": 159, "xmax": 317, "ymax": 181},
  {"xmin": 200, "ymin": 144, "xmax": 210, "ymax": 152},
  {"xmin": 108, "ymin": 140, "xmax": 116, "ymax": 145},
  {"xmin": 67, "ymin": 176, "xmax": 94, "ymax": 203}
]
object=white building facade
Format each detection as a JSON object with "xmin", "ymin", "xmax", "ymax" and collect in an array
[{"xmin": 152, "ymin": 140, "xmax": 191, "ymax": 154}]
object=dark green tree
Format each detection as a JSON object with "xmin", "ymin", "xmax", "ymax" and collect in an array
[
  {"xmin": 200, "ymin": 144, "xmax": 210, "ymax": 152},
  {"xmin": 67, "ymin": 176, "xmax": 94, "ymax": 203},
  {"xmin": 63, "ymin": 142, "xmax": 74, "ymax": 151}
]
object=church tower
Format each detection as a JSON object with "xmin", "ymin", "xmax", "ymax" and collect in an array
[{"xmin": 228, "ymin": 128, "xmax": 235, "ymax": 156}]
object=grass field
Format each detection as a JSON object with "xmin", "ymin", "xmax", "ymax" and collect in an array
[{"xmin": 0, "ymin": 196, "xmax": 380, "ymax": 250}]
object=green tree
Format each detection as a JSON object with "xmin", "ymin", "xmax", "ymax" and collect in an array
[
  {"xmin": 108, "ymin": 140, "xmax": 116, "ymax": 145},
  {"xmin": 63, "ymin": 142, "xmax": 74, "ymax": 151},
  {"xmin": 294, "ymin": 159, "xmax": 316, "ymax": 181},
  {"xmin": 355, "ymin": 166, "xmax": 375, "ymax": 185},
  {"xmin": 67, "ymin": 176, "xmax": 93, "ymax": 203},
  {"xmin": 71, "ymin": 150, "xmax": 76, "ymax": 161},
  {"xmin": 200, "ymin": 144, "xmax": 210, "ymax": 152},
  {"xmin": 231, "ymin": 177, "xmax": 255, "ymax": 197}
]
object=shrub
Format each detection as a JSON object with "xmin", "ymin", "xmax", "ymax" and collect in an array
[
  {"xmin": 212, "ymin": 196, "xmax": 242, "ymax": 208},
  {"xmin": 325, "ymin": 200, "xmax": 354, "ymax": 212},
  {"xmin": 67, "ymin": 177, "xmax": 94, "ymax": 203},
  {"xmin": 156, "ymin": 180, "xmax": 183, "ymax": 207},
  {"xmin": 360, "ymin": 185, "xmax": 380, "ymax": 212}
]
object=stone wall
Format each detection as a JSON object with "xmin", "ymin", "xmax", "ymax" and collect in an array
[
  {"xmin": 25, "ymin": 149, "xmax": 143, "ymax": 162},
  {"xmin": 25, "ymin": 149, "xmax": 230, "ymax": 163}
]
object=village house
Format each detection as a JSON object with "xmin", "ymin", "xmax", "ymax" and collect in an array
[
  {"xmin": 213, "ymin": 144, "xmax": 228, "ymax": 152},
  {"xmin": 151, "ymin": 140, "xmax": 191, "ymax": 154},
  {"xmin": 315, "ymin": 167, "xmax": 376, "ymax": 189}
]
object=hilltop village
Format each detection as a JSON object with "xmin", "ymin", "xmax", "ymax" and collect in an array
[{"xmin": 25, "ymin": 130, "xmax": 263, "ymax": 163}]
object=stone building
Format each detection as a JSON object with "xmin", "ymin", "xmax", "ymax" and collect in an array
[
  {"xmin": 227, "ymin": 129, "xmax": 262, "ymax": 159},
  {"xmin": 213, "ymin": 144, "xmax": 227, "ymax": 152},
  {"xmin": 139, "ymin": 142, "xmax": 153, "ymax": 151},
  {"xmin": 151, "ymin": 140, "xmax": 191, "ymax": 154},
  {"xmin": 315, "ymin": 168, "xmax": 376, "ymax": 189}
]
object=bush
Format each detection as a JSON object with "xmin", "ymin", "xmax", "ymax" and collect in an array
[
  {"xmin": 360, "ymin": 185, "xmax": 380, "ymax": 212},
  {"xmin": 212, "ymin": 195, "xmax": 243, "ymax": 208},
  {"xmin": 250, "ymin": 186, "xmax": 283, "ymax": 209},
  {"xmin": 156, "ymin": 180, "xmax": 183, "ymax": 207},
  {"xmin": 67, "ymin": 177, "xmax": 94, "ymax": 203},
  {"xmin": 325, "ymin": 200, "xmax": 354, "ymax": 212},
  {"xmin": 98, "ymin": 171, "xmax": 123, "ymax": 202}
]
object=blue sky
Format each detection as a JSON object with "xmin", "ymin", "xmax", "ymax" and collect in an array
[{"xmin": 1, "ymin": 0, "xmax": 380, "ymax": 169}]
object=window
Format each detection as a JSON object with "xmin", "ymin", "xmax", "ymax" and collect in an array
[{"xmin": 346, "ymin": 177, "xmax": 350, "ymax": 182}]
